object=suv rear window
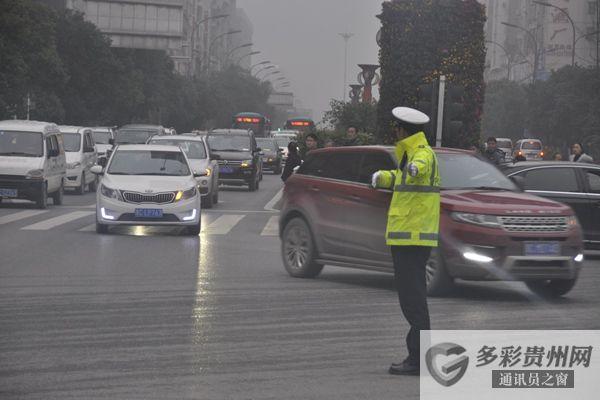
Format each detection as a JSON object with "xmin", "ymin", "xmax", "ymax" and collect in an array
[{"xmin": 521, "ymin": 141, "xmax": 542, "ymax": 150}]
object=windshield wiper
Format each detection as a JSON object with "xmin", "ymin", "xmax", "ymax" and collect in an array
[{"xmin": 0, "ymin": 151, "xmax": 40, "ymax": 157}]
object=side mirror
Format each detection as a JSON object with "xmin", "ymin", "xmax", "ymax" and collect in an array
[
  {"xmin": 509, "ymin": 175, "xmax": 525, "ymax": 190},
  {"xmin": 194, "ymin": 170, "xmax": 208, "ymax": 177},
  {"xmin": 90, "ymin": 165, "xmax": 104, "ymax": 175}
]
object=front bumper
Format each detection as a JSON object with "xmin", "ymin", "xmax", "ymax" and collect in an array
[
  {"xmin": 97, "ymin": 195, "xmax": 201, "ymax": 226},
  {"xmin": 0, "ymin": 175, "xmax": 44, "ymax": 200},
  {"xmin": 218, "ymin": 167, "xmax": 254, "ymax": 185},
  {"xmin": 195, "ymin": 177, "xmax": 212, "ymax": 196}
]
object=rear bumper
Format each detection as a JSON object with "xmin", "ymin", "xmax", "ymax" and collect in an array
[{"xmin": 218, "ymin": 168, "xmax": 254, "ymax": 185}]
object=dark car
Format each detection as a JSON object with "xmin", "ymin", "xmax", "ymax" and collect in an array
[
  {"xmin": 206, "ymin": 129, "xmax": 262, "ymax": 192},
  {"xmin": 502, "ymin": 161, "xmax": 600, "ymax": 253},
  {"xmin": 256, "ymin": 137, "xmax": 282, "ymax": 174},
  {"xmin": 115, "ymin": 124, "xmax": 166, "ymax": 145},
  {"xmin": 279, "ymin": 146, "xmax": 584, "ymax": 298}
]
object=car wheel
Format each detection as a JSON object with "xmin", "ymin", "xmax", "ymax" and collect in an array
[
  {"xmin": 96, "ymin": 222, "xmax": 109, "ymax": 234},
  {"xmin": 76, "ymin": 173, "xmax": 85, "ymax": 195},
  {"xmin": 36, "ymin": 183, "xmax": 48, "ymax": 209},
  {"xmin": 425, "ymin": 247, "xmax": 455, "ymax": 297},
  {"xmin": 525, "ymin": 278, "xmax": 577, "ymax": 298},
  {"xmin": 88, "ymin": 175, "xmax": 98, "ymax": 192},
  {"xmin": 186, "ymin": 221, "xmax": 201, "ymax": 236},
  {"xmin": 281, "ymin": 217, "xmax": 323, "ymax": 278},
  {"xmin": 51, "ymin": 181, "xmax": 64, "ymax": 205},
  {"xmin": 201, "ymin": 193, "xmax": 213, "ymax": 209}
]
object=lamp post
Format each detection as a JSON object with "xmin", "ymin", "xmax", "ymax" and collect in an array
[
  {"xmin": 502, "ymin": 21, "xmax": 540, "ymax": 83},
  {"xmin": 486, "ymin": 40, "xmax": 515, "ymax": 80},
  {"xmin": 250, "ymin": 61, "xmax": 271, "ymax": 74},
  {"xmin": 189, "ymin": 14, "xmax": 229, "ymax": 77},
  {"xmin": 533, "ymin": 1, "xmax": 576, "ymax": 66},
  {"xmin": 262, "ymin": 71, "xmax": 282, "ymax": 81},
  {"xmin": 204, "ymin": 29, "xmax": 241, "ymax": 73},
  {"xmin": 223, "ymin": 43, "xmax": 253, "ymax": 66},
  {"xmin": 338, "ymin": 33, "xmax": 354, "ymax": 102},
  {"xmin": 253, "ymin": 65, "xmax": 275, "ymax": 78},
  {"xmin": 236, "ymin": 51, "xmax": 260, "ymax": 66}
]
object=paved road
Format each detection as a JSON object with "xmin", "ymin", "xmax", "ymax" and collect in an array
[{"xmin": 1, "ymin": 174, "xmax": 599, "ymax": 399}]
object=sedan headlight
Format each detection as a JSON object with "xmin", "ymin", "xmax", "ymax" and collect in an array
[
  {"xmin": 451, "ymin": 212, "xmax": 501, "ymax": 229},
  {"xmin": 67, "ymin": 162, "xmax": 81, "ymax": 169},
  {"xmin": 25, "ymin": 169, "xmax": 44, "ymax": 180},
  {"xmin": 240, "ymin": 160, "xmax": 253, "ymax": 168},
  {"xmin": 100, "ymin": 184, "xmax": 123, "ymax": 201},
  {"xmin": 566, "ymin": 215, "xmax": 580, "ymax": 229},
  {"xmin": 175, "ymin": 187, "xmax": 197, "ymax": 201},
  {"xmin": 205, "ymin": 168, "xmax": 212, "ymax": 177}
]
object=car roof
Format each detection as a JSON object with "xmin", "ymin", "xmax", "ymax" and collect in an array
[
  {"xmin": 209, "ymin": 129, "xmax": 251, "ymax": 135},
  {"xmin": 115, "ymin": 144, "xmax": 183, "ymax": 152},
  {"xmin": 119, "ymin": 124, "xmax": 164, "ymax": 130},
  {"xmin": 58, "ymin": 125, "xmax": 90, "ymax": 134},
  {"xmin": 0, "ymin": 120, "xmax": 60, "ymax": 134},
  {"xmin": 235, "ymin": 112, "xmax": 263, "ymax": 117},
  {"xmin": 150, "ymin": 135, "xmax": 205, "ymax": 142}
]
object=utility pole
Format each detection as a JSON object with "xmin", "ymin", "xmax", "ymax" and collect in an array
[
  {"xmin": 597, "ymin": 0, "xmax": 599, "ymax": 69},
  {"xmin": 435, "ymin": 76, "xmax": 446, "ymax": 148},
  {"xmin": 339, "ymin": 33, "xmax": 354, "ymax": 102}
]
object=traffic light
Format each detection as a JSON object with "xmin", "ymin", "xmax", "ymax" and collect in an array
[
  {"xmin": 443, "ymin": 83, "xmax": 465, "ymax": 142},
  {"xmin": 417, "ymin": 82, "xmax": 437, "ymax": 139}
]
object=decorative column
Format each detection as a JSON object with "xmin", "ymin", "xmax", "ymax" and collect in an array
[
  {"xmin": 357, "ymin": 64, "xmax": 380, "ymax": 103},
  {"xmin": 349, "ymin": 84, "xmax": 363, "ymax": 104}
]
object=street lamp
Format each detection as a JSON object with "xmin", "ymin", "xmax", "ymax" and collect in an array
[
  {"xmin": 189, "ymin": 14, "xmax": 229, "ymax": 77},
  {"xmin": 250, "ymin": 61, "xmax": 271, "ymax": 74},
  {"xmin": 253, "ymin": 65, "xmax": 275, "ymax": 78},
  {"xmin": 203, "ymin": 29, "xmax": 241, "ymax": 73},
  {"xmin": 224, "ymin": 43, "xmax": 253, "ymax": 64},
  {"xmin": 502, "ymin": 21, "xmax": 540, "ymax": 83},
  {"xmin": 236, "ymin": 51, "xmax": 260, "ymax": 66},
  {"xmin": 486, "ymin": 40, "xmax": 516, "ymax": 80},
  {"xmin": 533, "ymin": 1, "xmax": 576, "ymax": 66},
  {"xmin": 339, "ymin": 33, "xmax": 354, "ymax": 102},
  {"xmin": 262, "ymin": 71, "xmax": 282, "ymax": 80}
]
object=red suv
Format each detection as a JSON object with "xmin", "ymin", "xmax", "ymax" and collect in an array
[{"xmin": 279, "ymin": 146, "xmax": 585, "ymax": 298}]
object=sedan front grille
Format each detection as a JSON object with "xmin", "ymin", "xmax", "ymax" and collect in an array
[
  {"xmin": 217, "ymin": 160, "xmax": 242, "ymax": 166},
  {"xmin": 498, "ymin": 216, "xmax": 568, "ymax": 233},
  {"xmin": 122, "ymin": 191, "xmax": 175, "ymax": 204}
]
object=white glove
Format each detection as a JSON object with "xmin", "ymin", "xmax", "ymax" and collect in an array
[{"xmin": 371, "ymin": 171, "xmax": 380, "ymax": 188}]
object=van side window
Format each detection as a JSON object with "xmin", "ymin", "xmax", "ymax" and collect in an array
[{"xmin": 358, "ymin": 152, "xmax": 396, "ymax": 184}]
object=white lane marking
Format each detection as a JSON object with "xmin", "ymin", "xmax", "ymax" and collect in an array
[
  {"xmin": 21, "ymin": 211, "xmax": 95, "ymax": 231},
  {"xmin": 203, "ymin": 214, "xmax": 244, "ymax": 235},
  {"xmin": 264, "ymin": 187, "xmax": 283, "ymax": 211},
  {"xmin": 261, "ymin": 216, "xmax": 279, "ymax": 236},
  {"xmin": 0, "ymin": 210, "xmax": 49, "ymax": 225}
]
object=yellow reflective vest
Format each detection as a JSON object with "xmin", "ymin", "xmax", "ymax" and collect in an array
[{"xmin": 374, "ymin": 132, "xmax": 440, "ymax": 247}]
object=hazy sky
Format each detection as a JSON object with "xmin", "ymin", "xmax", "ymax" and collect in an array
[{"xmin": 237, "ymin": 0, "xmax": 383, "ymax": 124}]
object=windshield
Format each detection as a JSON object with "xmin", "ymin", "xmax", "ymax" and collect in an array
[
  {"xmin": 149, "ymin": 139, "xmax": 207, "ymax": 159},
  {"xmin": 522, "ymin": 141, "xmax": 542, "ymax": 150},
  {"xmin": 438, "ymin": 153, "xmax": 517, "ymax": 190},
  {"xmin": 92, "ymin": 131, "xmax": 112, "ymax": 144},
  {"xmin": 496, "ymin": 140, "xmax": 512, "ymax": 149},
  {"xmin": 115, "ymin": 130, "xmax": 156, "ymax": 144},
  {"xmin": 0, "ymin": 131, "xmax": 43, "ymax": 157},
  {"xmin": 256, "ymin": 139, "xmax": 278, "ymax": 152},
  {"xmin": 107, "ymin": 150, "xmax": 190, "ymax": 176},
  {"xmin": 207, "ymin": 135, "xmax": 251, "ymax": 152},
  {"xmin": 62, "ymin": 133, "xmax": 81, "ymax": 152}
]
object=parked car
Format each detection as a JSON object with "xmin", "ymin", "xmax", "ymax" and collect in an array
[
  {"xmin": 148, "ymin": 134, "xmax": 220, "ymax": 208},
  {"xmin": 91, "ymin": 126, "xmax": 116, "ymax": 163},
  {"xmin": 58, "ymin": 126, "xmax": 98, "ymax": 194},
  {"xmin": 206, "ymin": 129, "xmax": 262, "ymax": 191},
  {"xmin": 279, "ymin": 146, "xmax": 584, "ymax": 298},
  {"xmin": 115, "ymin": 124, "xmax": 166, "ymax": 145},
  {"xmin": 0, "ymin": 120, "xmax": 66, "ymax": 208},
  {"xmin": 92, "ymin": 144, "xmax": 202, "ymax": 235},
  {"xmin": 514, "ymin": 139, "xmax": 544, "ymax": 161},
  {"xmin": 256, "ymin": 137, "xmax": 283, "ymax": 174},
  {"xmin": 502, "ymin": 161, "xmax": 600, "ymax": 254}
]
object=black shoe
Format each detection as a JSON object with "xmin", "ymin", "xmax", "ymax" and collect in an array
[
  {"xmin": 391, "ymin": 356, "xmax": 417, "ymax": 368},
  {"xmin": 389, "ymin": 360, "xmax": 420, "ymax": 376}
]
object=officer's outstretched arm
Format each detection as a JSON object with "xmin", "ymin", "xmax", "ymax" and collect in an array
[
  {"xmin": 371, "ymin": 170, "xmax": 396, "ymax": 189},
  {"xmin": 407, "ymin": 149, "xmax": 432, "ymax": 179}
]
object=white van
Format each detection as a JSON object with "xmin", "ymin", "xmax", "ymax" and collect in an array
[
  {"xmin": 90, "ymin": 126, "xmax": 115, "ymax": 159},
  {"xmin": 514, "ymin": 139, "xmax": 544, "ymax": 161},
  {"xmin": 59, "ymin": 126, "xmax": 98, "ymax": 194},
  {"xmin": 0, "ymin": 120, "xmax": 66, "ymax": 208}
]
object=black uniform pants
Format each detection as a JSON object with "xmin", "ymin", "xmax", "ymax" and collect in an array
[{"xmin": 391, "ymin": 245, "xmax": 432, "ymax": 366}]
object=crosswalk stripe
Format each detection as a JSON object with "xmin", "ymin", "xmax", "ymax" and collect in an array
[
  {"xmin": 203, "ymin": 214, "xmax": 244, "ymax": 235},
  {"xmin": 260, "ymin": 216, "xmax": 279, "ymax": 236},
  {"xmin": 21, "ymin": 211, "xmax": 95, "ymax": 231},
  {"xmin": 0, "ymin": 210, "xmax": 49, "ymax": 225}
]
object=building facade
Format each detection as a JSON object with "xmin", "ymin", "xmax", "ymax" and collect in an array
[{"xmin": 482, "ymin": 0, "xmax": 599, "ymax": 82}]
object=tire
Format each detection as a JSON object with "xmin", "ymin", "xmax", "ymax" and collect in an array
[
  {"xmin": 36, "ymin": 183, "xmax": 48, "ymax": 209},
  {"xmin": 186, "ymin": 221, "xmax": 201, "ymax": 236},
  {"xmin": 281, "ymin": 217, "xmax": 323, "ymax": 278},
  {"xmin": 201, "ymin": 193, "xmax": 213, "ymax": 209},
  {"xmin": 525, "ymin": 278, "xmax": 578, "ymax": 298},
  {"xmin": 51, "ymin": 182, "xmax": 64, "ymax": 205},
  {"xmin": 425, "ymin": 247, "xmax": 455, "ymax": 297},
  {"xmin": 96, "ymin": 222, "xmax": 109, "ymax": 234},
  {"xmin": 88, "ymin": 175, "xmax": 98, "ymax": 192},
  {"xmin": 76, "ymin": 173, "xmax": 85, "ymax": 195}
]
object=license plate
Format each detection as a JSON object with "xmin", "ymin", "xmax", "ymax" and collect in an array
[
  {"xmin": 524, "ymin": 242, "xmax": 560, "ymax": 256},
  {"xmin": 220, "ymin": 166, "xmax": 233, "ymax": 174},
  {"xmin": 135, "ymin": 208, "xmax": 163, "ymax": 218},
  {"xmin": 0, "ymin": 188, "xmax": 17, "ymax": 198}
]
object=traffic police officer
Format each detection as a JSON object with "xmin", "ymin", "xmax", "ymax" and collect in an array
[{"xmin": 371, "ymin": 107, "xmax": 440, "ymax": 376}]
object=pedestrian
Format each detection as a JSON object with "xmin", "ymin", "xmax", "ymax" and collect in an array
[
  {"xmin": 302, "ymin": 133, "xmax": 319, "ymax": 158},
  {"xmin": 483, "ymin": 137, "xmax": 505, "ymax": 165},
  {"xmin": 371, "ymin": 107, "xmax": 440, "ymax": 376},
  {"xmin": 569, "ymin": 143, "xmax": 594, "ymax": 163},
  {"xmin": 343, "ymin": 126, "xmax": 360, "ymax": 146},
  {"xmin": 553, "ymin": 153, "xmax": 563, "ymax": 161},
  {"xmin": 281, "ymin": 142, "xmax": 301, "ymax": 182}
]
